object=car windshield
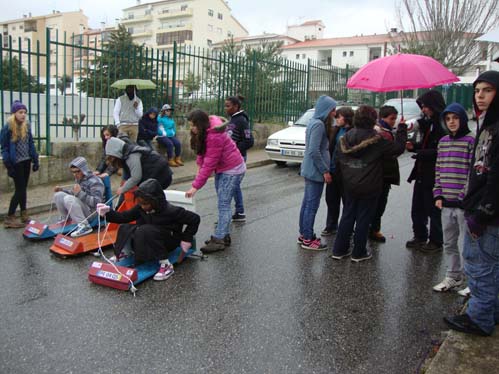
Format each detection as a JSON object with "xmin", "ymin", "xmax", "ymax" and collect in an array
[
  {"xmin": 384, "ymin": 99, "xmax": 421, "ymax": 118},
  {"xmin": 294, "ymin": 110, "xmax": 314, "ymax": 126}
]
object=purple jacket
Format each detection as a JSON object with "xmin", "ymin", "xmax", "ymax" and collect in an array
[{"xmin": 192, "ymin": 116, "xmax": 244, "ymax": 190}]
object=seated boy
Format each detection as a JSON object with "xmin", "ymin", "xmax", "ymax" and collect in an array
[
  {"xmin": 97, "ymin": 178, "xmax": 200, "ymax": 281},
  {"xmin": 53, "ymin": 157, "xmax": 105, "ymax": 237}
]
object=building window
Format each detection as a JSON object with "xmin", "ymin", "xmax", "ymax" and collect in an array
[
  {"xmin": 342, "ymin": 51, "xmax": 347, "ymax": 57},
  {"xmin": 302, "ymin": 54, "xmax": 306, "ymax": 59},
  {"xmin": 350, "ymin": 51, "xmax": 354, "ymax": 56},
  {"xmin": 156, "ymin": 30, "xmax": 193, "ymax": 45},
  {"xmin": 145, "ymin": 9, "xmax": 151, "ymax": 15},
  {"xmin": 218, "ymin": 13, "xmax": 223, "ymax": 20},
  {"xmin": 208, "ymin": 9, "xmax": 214, "ymax": 16},
  {"xmin": 296, "ymin": 54, "xmax": 300, "ymax": 59},
  {"xmin": 127, "ymin": 13, "xmax": 134, "ymax": 19},
  {"xmin": 207, "ymin": 39, "xmax": 212, "ymax": 47},
  {"xmin": 12, "ymin": 26, "xmax": 16, "ymax": 31},
  {"xmin": 128, "ymin": 27, "xmax": 134, "ymax": 34},
  {"xmin": 208, "ymin": 24, "xmax": 213, "ymax": 32},
  {"xmin": 181, "ymin": 5, "xmax": 188, "ymax": 11},
  {"xmin": 227, "ymin": 31, "xmax": 233, "ymax": 38},
  {"xmin": 19, "ymin": 25, "xmax": 23, "ymax": 30}
]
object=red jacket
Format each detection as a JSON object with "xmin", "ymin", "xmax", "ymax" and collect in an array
[{"xmin": 192, "ymin": 116, "xmax": 244, "ymax": 189}]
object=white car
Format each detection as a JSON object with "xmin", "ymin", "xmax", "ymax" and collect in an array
[{"xmin": 265, "ymin": 109, "xmax": 314, "ymax": 166}]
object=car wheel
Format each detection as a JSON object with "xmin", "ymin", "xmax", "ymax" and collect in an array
[{"xmin": 274, "ymin": 161, "xmax": 287, "ymax": 167}]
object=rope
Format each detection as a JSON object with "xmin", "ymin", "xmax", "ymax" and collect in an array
[{"xmin": 95, "ymin": 200, "xmax": 137, "ymax": 296}]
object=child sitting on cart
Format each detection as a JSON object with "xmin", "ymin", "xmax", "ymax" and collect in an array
[{"xmin": 97, "ymin": 178, "xmax": 200, "ymax": 281}]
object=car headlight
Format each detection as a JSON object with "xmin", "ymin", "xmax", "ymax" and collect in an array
[{"xmin": 267, "ymin": 139, "xmax": 279, "ymax": 147}]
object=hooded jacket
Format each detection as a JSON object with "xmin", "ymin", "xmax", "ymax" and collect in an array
[
  {"xmin": 157, "ymin": 113, "xmax": 176, "ymax": 137},
  {"xmin": 227, "ymin": 110, "xmax": 253, "ymax": 157},
  {"xmin": 300, "ymin": 95, "xmax": 337, "ymax": 182},
  {"xmin": 64, "ymin": 156, "xmax": 105, "ymax": 209},
  {"xmin": 408, "ymin": 90, "xmax": 447, "ymax": 185},
  {"xmin": 433, "ymin": 103, "xmax": 475, "ymax": 208},
  {"xmin": 105, "ymin": 137, "xmax": 172, "ymax": 193},
  {"xmin": 138, "ymin": 107, "xmax": 159, "ymax": 142},
  {"xmin": 462, "ymin": 71, "xmax": 499, "ymax": 225},
  {"xmin": 192, "ymin": 115, "xmax": 245, "ymax": 190},
  {"xmin": 104, "ymin": 178, "xmax": 200, "ymax": 263},
  {"xmin": 337, "ymin": 123, "xmax": 407, "ymax": 199},
  {"xmin": 96, "ymin": 133, "xmax": 130, "ymax": 174}
]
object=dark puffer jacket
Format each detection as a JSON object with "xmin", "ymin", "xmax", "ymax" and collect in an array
[
  {"xmin": 137, "ymin": 107, "xmax": 159, "ymax": 142},
  {"xmin": 407, "ymin": 90, "xmax": 447, "ymax": 185},
  {"xmin": 337, "ymin": 123, "xmax": 407, "ymax": 199},
  {"xmin": 462, "ymin": 71, "xmax": 499, "ymax": 225},
  {"xmin": 104, "ymin": 178, "xmax": 201, "ymax": 263},
  {"xmin": 226, "ymin": 110, "xmax": 253, "ymax": 157}
]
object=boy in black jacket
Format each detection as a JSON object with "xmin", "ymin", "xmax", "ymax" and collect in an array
[
  {"xmin": 444, "ymin": 71, "xmax": 499, "ymax": 336},
  {"xmin": 332, "ymin": 106, "xmax": 407, "ymax": 262},
  {"xmin": 225, "ymin": 96, "xmax": 253, "ymax": 222},
  {"xmin": 406, "ymin": 90, "xmax": 447, "ymax": 252}
]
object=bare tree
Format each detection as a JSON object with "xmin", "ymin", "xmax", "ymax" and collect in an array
[{"xmin": 394, "ymin": 0, "xmax": 499, "ymax": 75}]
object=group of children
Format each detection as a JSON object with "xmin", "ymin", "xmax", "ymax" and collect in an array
[{"xmin": 298, "ymin": 70, "xmax": 499, "ymax": 337}]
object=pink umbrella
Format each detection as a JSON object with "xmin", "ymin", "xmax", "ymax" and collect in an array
[{"xmin": 346, "ymin": 53, "xmax": 460, "ymax": 115}]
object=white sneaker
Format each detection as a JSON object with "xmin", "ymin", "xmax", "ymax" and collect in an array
[
  {"xmin": 70, "ymin": 224, "xmax": 93, "ymax": 238},
  {"xmin": 458, "ymin": 286, "xmax": 471, "ymax": 297},
  {"xmin": 433, "ymin": 277, "xmax": 464, "ymax": 292},
  {"xmin": 153, "ymin": 262, "xmax": 174, "ymax": 281}
]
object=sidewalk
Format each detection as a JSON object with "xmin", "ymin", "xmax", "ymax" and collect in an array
[{"xmin": 0, "ymin": 148, "xmax": 272, "ymax": 218}]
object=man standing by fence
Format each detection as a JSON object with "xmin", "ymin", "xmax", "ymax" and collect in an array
[{"xmin": 113, "ymin": 85, "xmax": 143, "ymax": 143}]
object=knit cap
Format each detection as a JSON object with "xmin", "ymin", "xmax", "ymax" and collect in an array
[{"xmin": 11, "ymin": 100, "xmax": 27, "ymax": 113}]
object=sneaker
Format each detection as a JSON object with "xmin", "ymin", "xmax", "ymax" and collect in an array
[
  {"xmin": 70, "ymin": 223, "xmax": 93, "ymax": 238},
  {"xmin": 433, "ymin": 277, "xmax": 464, "ymax": 292},
  {"xmin": 301, "ymin": 238, "xmax": 327, "ymax": 251},
  {"xmin": 153, "ymin": 262, "xmax": 174, "ymax": 281},
  {"xmin": 444, "ymin": 314, "xmax": 490, "ymax": 337},
  {"xmin": 406, "ymin": 238, "xmax": 426, "ymax": 249},
  {"xmin": 232, "ymin": 213, "xmax": 246, "ymax": 222},
  {"xmin": 351, "ymin": 252, "xmax": 373, "ymax": 263},
  {"xmin": 297, "ymin": 235, "xmax": 304, "ymax": 244},
  {"xmin": 200, "ymin": 238, "xmax": 226, "ymax": 253},
  {"xmin": 205, "ymin": 235, "xmax": 231, "ymax": 246},
  {"xmin": 109, "ymin": 252, "xmax": 129, "ymax": 263},
  {"xmin": 321, "ymin": 227, "xmax": 337, "ymax": 236},
  {"xmin": 331, "ymin": 251, "xmax": 352, "ymax": 260},
  {"xmin": 369, "ymin": 231, "xmax": 386, "ymax": 243},
  {"xmin": 458, "ymin": 287, "xmax": 471, "ymax": 297},
  {"xmin": 419, "ymin": 241, "xmax": 443, "ymax": 254}
]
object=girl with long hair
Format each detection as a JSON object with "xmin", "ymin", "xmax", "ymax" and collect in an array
[{"xmin": 0, "ymin": 101, "xmax": 39, "ymax": 228}]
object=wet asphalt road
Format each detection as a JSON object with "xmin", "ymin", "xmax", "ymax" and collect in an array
[{"xmin": 0, "ymin": 154, "xmax": 464, "ymax": 374}]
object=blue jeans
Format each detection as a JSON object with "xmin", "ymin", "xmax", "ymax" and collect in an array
[
  {"xmin": 463, "ymin": 226, "xmax": 499, "ymax": 334},
  {"xmin": 233, "ymin": 156, "xmax": 247, "ymax": 214},
  {"xmin": 299, "ymin": 178, "xmax": 324, "ymax": 240},
  {"xmin": 157, "ymin": 136, "xmax": 181, "ymax": 159},
  {"xmin": 332, "ymin": 194, "xmax": 378, "ymax": 258},
  {"xmin": 214, "ymin": 172, "xmax": 245, "ymax": 239}
]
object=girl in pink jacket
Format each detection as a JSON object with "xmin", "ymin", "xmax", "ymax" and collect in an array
[{"xmin": 185, "ymin": 110, "xmax": 245, "ymax": 253}]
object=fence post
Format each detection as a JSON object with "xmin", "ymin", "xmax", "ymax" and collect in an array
[
  {"xmin": 171, "ymin": 42, "xmax": 177, "ymax": 109},
  {"xmin": 45, "ymin": 28, "xmax": 51, "ymax": 155},
  {"xmin": 345, "ymin": 64, "xmax": 350, "ymax": 102},
  {"xmin": 306, "ymin": 58, "xmax": 311, "ymax": 109},
  {"xmin": 248, "ymin": 51, "xmax": 257, "ymax": 127}
]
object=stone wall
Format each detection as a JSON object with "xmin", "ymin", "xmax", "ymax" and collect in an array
[{"xmin": 0, "ymin": 122, "xmax": 285, "ymax": 193}]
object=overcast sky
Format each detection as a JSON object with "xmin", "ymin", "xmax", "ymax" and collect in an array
[{"xmin": 0, "ymin": 0, "xmax": 399, "ymax": 37}]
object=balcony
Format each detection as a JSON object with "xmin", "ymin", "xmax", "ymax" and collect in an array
[
  {"xmin": 120, "ymin": 14, "xmax": 153, "ymax": 25},
  {"xmin": 157, "ymin": 23, "xmax": 192, "ymax": 33},
  {"xmin": 157, "ymin": 8, "xmax": 193, "ymax": 20},
  {"xmin": 156, "ymin": 40, "xmax": 192, "ymax": 49},
  {"xmin": 130, "ymin": 28, "xmax": 153, "ymax": 38}
]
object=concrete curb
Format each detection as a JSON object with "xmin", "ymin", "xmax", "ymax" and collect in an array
[{"xmin": 1, "ymin": 158, "xmax": 274, "ymax": 220}]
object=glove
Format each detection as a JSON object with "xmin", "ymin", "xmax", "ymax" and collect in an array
[
  {"xmin": 466, "ymin": 215, "xmax": 485, "ymax": 239},
  {"xmin": 180, "ymin": 241, "xmax": 192, "ymax": 253},
  {"xmin": 96, "ymin": 203, "xmax": 110, "ymax": 217},
  {"xmin": 32, "ymin": 163, "xmax": 39, "ymax": 172}
]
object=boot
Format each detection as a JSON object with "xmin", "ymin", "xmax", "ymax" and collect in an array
[
  {"xmin": 168, "ymin": 159, "xmax": 178, "ymax": 167},
  {"xmin": 174, "ymin": 156, "xmax": 184, "ymax": 166},
  {"xmin": 4, "ymin": 215, "xmax": 25, "ymax": 228},
  {"xmin": 20, "ymin": 210, "xmax": 31, "ymax": 224}
]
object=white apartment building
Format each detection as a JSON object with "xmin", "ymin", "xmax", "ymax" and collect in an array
[
  {"xmin": 1, "ymin": 10, "xmax": 89, "ymax": 90},
  {"xmin": 121, "ymin": 0, "xmax": 248, "ymax": 50},
  {"xmin": 212, "ymin": 33, "xmax": 299, "ymax": 51},
  {"xmin": 286, "ymin": 20, "xmax": 325, "ymax": 42}
]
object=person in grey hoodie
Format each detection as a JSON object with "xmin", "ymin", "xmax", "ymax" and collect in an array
[
  {"xmin": 53, "ymin": 157, "xmax": 105, "ymax": 238},
  {"xmin": 298, "ymin": 95, "xmax": 337, "ymax": 250}
]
